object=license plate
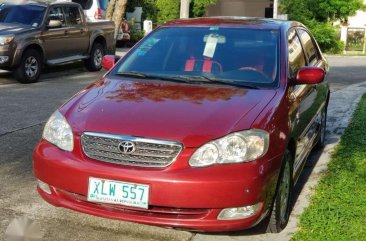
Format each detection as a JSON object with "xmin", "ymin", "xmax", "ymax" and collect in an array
[{"xmin": 87, "ymin": 177, "xmax": 149, "ymax": 209}]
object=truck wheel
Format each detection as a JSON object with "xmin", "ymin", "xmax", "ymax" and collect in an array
[
  {"xmin": 85, "ymin": 43, "xmax": 104, "ymax": 72},
  {"xmin": 14, "ymin": 49, "xmax": 42, "ymax": 84},
  {"xmin": 266, "ymin": 150, "xmax": 293, "ymax": 233}
]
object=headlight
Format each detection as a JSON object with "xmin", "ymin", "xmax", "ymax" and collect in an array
[
  {"xmin": 189, "ymin": 129, "xmax": 269, "ymax": 167},
  {"xmin": 0, "ymin": 35, "xmax": 14, "ymax": 46},
  {"xmin": 43, "ymin": 111, "xmax": 74, "ymax": 152}
]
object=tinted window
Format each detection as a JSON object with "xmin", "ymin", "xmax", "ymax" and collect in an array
[
  {"xmin": 72, "ymin": 0, "xmax": 93, "ymax": 10},
  {"xmin": 288, "ymin": 29, "xmax": 306, "ymax": 79},
  {"xmin": 48, "ymin": 6, "xmax": 66, "ymax": 27},
  {"xmin": 99, "ymin": 0, "xmax": 109, "ymax": 10},
  {"xmin": 64, "ymin": 6, "xmax": 82, "ymax": 26},
  {"xmin": 298, "ymin": 29, "xmax": 319, "ymax": 66},
  {"xmin": 113, "ymin": 27, "xmax": 280, "ymax": 87},
  {"xmin": 0, "ymin": 4, "xmax": 46, "ymax": 27}
]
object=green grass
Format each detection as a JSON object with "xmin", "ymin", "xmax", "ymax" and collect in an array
[{"xmin": 293, "ymin": 94, "xmax": 366, "ymax": 241}]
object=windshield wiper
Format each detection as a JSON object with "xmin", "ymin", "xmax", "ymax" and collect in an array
[
  {"xmin": 115, "ymin": 71, "xmax": 149, "ymax": 78},
  {"xmin": 115, "ymin": 72, "xmax": 259, "ymax": 89},
  {"xmin": 176, "ymin": 75, "xmax": 260, "ymax": 89}
]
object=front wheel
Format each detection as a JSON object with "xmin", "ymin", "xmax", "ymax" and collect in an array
[
  {"xmin": 266, "ymin": 150, "xmax": 293, "ymax": 233},
  {"xmin": 85, "ymin": 43, "xmax": 104, "ymax": 72},
  {"xmin": 14, "ymin": 49, "xmax": 42, "ymax": 84}
]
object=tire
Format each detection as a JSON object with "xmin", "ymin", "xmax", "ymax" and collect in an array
[
  {"xmin": 315, "ymin": 107, "xmax": 327, "ymax": 149},
  {"xmin": 85, "ymin": 43, "xmax": 104, "ymax": 72},
  {"xmin": 266, "ymin": 150, "xmax": 293, "ymax": 233},
  {"xmin": 14, "ymin": 49, "xmax": 42, "ymax": 84}
]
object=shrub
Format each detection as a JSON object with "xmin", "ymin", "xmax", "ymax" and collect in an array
[
  {"xmin": 304, "ymin": 20, "xmax": 344, "ymax": 54},
  {"xmin": 190, "ymin": 0, "xmax": 217, "ymax": 17}
]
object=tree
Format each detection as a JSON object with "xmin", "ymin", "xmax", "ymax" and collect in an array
[
  {"xmin": 106, "ymin": 0, "xmax": 128, "ymax": 38},
  {"xmin": 280, "ymin": 0, "xmax": 364, "ymax": 53},
  {"xmin": 308, "ymin": 0, "xmax": 365, "ymax": 22},
  {"xmin": 190, "ymin": 0, "xmax": 217, "ymax": 17},
  {"xmin": 156, "ymin": 0, "xmax": 180, "ymax": 24}
]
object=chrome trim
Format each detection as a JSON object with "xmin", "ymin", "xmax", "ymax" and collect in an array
[{"xmin": 81, "ymin": 132, "xmax": 183, "ymax": 168}]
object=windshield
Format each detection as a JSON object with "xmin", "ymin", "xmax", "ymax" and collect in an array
[
  {"xmin": 0, "ymin": 4, "xmax": 46, "ymax": 27},
  {"xmin": 112, "ymin": 27, "xmax": 280, "ymax": 88}
]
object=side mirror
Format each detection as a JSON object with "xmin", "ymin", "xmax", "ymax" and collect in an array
[
  {"xmin": 295, "ymin": 67, "xmax": 325, "ymax": 85},
  {"xmin": 102, "ymin": 55, "xmax": 120, "ymax": 70},
  {"xmin": 47, "ymin": 20, "xmax": 62, "ymax": 29}
]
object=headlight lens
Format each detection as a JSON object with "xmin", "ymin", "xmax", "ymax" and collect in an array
[
  {"xmin": 0, "ymin": 35, "xmax": 14, "ymax": 46},
  {"xmin": 43, "ymin": 111, "xmax": 74, "ymax": 152},
  {"xmin": 189, "ymin": 129, "xmax": 269, "ymax": 167}
]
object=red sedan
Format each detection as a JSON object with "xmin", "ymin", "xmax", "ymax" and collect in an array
[{"xmin": 33, "ymin": 17, "xmax": 329, "ymax": 232}]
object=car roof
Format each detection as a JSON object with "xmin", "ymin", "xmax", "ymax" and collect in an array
[
  {"xmin": 0, "ymin": 0, "xmax": 80, "ymax": 7},
  {"xmin": 162, "ymin": 17, "xmax": 300, "ymax": 31}
]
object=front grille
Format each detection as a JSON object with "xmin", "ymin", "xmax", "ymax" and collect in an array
[{"xmin": 81, "ymin": 132, "xmax": 183, "ymax": 168}]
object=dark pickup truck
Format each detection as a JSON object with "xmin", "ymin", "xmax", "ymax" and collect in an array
[{"xmin": 0, "ymin": 1, "xmax": 115, "ymax": 83}]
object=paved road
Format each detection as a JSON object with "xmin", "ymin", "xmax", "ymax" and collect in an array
[{"xmin": 0, "ymin": 56, "xmax": 365, "ymax": 241}]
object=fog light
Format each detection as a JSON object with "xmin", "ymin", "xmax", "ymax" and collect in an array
[
  {"xmin": 218, "ymin": 203, "xmax": 261, "ymax": 220},
  {"xmin": 38, "ymin": 180, "xmax": 51, "ymax": 194},
  {"xmin": 0, "ymin": 56, "xmax": 9, "ymax": 64}
]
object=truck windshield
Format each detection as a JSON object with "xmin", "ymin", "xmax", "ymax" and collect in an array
[
  {"xmin": 0, "ymin": 5, "xmax": 46, "ymax": 27},
  {"xmin": 113, "ymin": 26, "xmax": 280, "ymax": 88}
]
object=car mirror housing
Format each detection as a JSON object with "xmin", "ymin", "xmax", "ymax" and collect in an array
[
  {"xmin": 47, "ymin": 20, "xmax": 63, "ymax": 29},
  {"xmin": 295, "ymin": 67, "xmax": 325, "ymax": 85}
]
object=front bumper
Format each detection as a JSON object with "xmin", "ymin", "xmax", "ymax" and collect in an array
[
  {"xmin": 0, "ymin": 44, "xmax": 18, "ymax": 69},
  {"xmin": 33, "ymin": 139, "xmax": 282, "ymax": 232}
]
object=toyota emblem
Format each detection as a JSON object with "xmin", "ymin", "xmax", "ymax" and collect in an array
[{"xmin": 118, "ymin": 141, "xmax": 136, "ymax": 154}]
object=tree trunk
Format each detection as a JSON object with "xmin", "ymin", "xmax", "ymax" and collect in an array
[
  {"xmin": 113, "ymin": 0, "xmax": 128, "ymax": 39},
  {"xmin": 106, "ymin": 0, "xmax": 116, "ymax": 20}
]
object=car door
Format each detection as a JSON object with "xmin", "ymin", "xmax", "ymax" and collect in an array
[
  {"xmin": 63, "ymin": 5, "xmax": 89, "ymax": 56},
  {"xmin": 41, "ymin": 6, "xmax": 70, "ymax": 61},
  {"xmin": 287, "ymin": 28, "xmax": 319, "ymax": 176}
]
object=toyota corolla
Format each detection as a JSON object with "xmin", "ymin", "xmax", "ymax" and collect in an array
[{"xmin": 33, "ymin": 17, "xmax": 329, "ymax": 232}]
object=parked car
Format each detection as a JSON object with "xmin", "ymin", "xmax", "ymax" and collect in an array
[
  {"xmin": 0, "ymin": 1, "xmax": 115, "ymax": 83},
  {"xmin": 71, "ymin": 0, "xmax": 108, "ymax": 21},
  {"xmin": 33, "ymin": 17, "xmax": 330, "ymax": 232}
]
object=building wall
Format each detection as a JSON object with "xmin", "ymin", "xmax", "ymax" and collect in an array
[{"xmin": 206, "ymin": 0, "xmax": 272, "ymax": 18}]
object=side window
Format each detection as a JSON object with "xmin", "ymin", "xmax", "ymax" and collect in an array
[
  {"xmin": 288, "ymin": 28, "xmax": 306, "ymax": 79},
  {"xmin": 298, "ymin": 29, "xmax": 319, "ymax": 66},
  {"xmin": 48, "ymin": 6, "xmax": 66, "ymax": 27},
  {"xmin": 64, "ymin": 6, "xmax": 82, "ymax": 26}
]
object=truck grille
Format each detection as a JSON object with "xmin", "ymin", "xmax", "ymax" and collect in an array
[{"xmin": 81, "ymin": 132, "xmax": 183, "ymax": 168}]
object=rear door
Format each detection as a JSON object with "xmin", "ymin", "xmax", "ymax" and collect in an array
[{"xmin": 63, "ymin": 5, "xmax": 89, "ymax": 56}]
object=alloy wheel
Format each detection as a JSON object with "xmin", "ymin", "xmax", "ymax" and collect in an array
[{"xmin": 25, "ymin": 56, "xmax": 38, "ymax": 78}]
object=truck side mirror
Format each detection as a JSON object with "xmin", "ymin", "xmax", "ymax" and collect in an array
[{"xmin": 47, "ymin": 20, "xmax": 63, "ymax": 29}]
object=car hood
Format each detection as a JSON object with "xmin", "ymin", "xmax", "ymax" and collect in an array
[
  {"xmin": 61, "ymin": 77, "xmax": 277, "ymax": 147},
  {"xmin": 0, "ymin": 23, "xmax": 33, "ymax": 35}
]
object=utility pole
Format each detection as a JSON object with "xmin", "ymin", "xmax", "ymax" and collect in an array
[
  {"xmin": 180, "ymin": 0, "xmax": 190, "ymax": 19},
  {"xmin": 273, "ymin": 0, "xmax": 278, "ymax": 19}
]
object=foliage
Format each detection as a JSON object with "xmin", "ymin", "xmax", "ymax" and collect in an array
[
  {"xmin": 293, "ymin": 94, "xmax": 366, "ymax": 241},
  {"xmin": 281, "ymin": 0, "xmax": 365, "ymax": 22},
  {"xmin": 130, "ymin": 29, "xmax": 145, "ymax": 43},
  {"xmin": 308, "ymin": 0, "xmax": 365, "ymax": 22},
  {"xmin": 190, "ymin": 0, "xmax": 217, "ymax": 17},
  {"xmin": 280, "ymin": 0, "xmax": 364, "ymax": 53},
  {"xmin": 126, "ymin": 0, "xmax": 158, "ymax": 23},
  {"xmin": 305, "ymin": 20, "xmax": 344, "ymax": 53},
  {"xmin": 155, "ymin": 0, "xmax": 180, "ymax": 24}
]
